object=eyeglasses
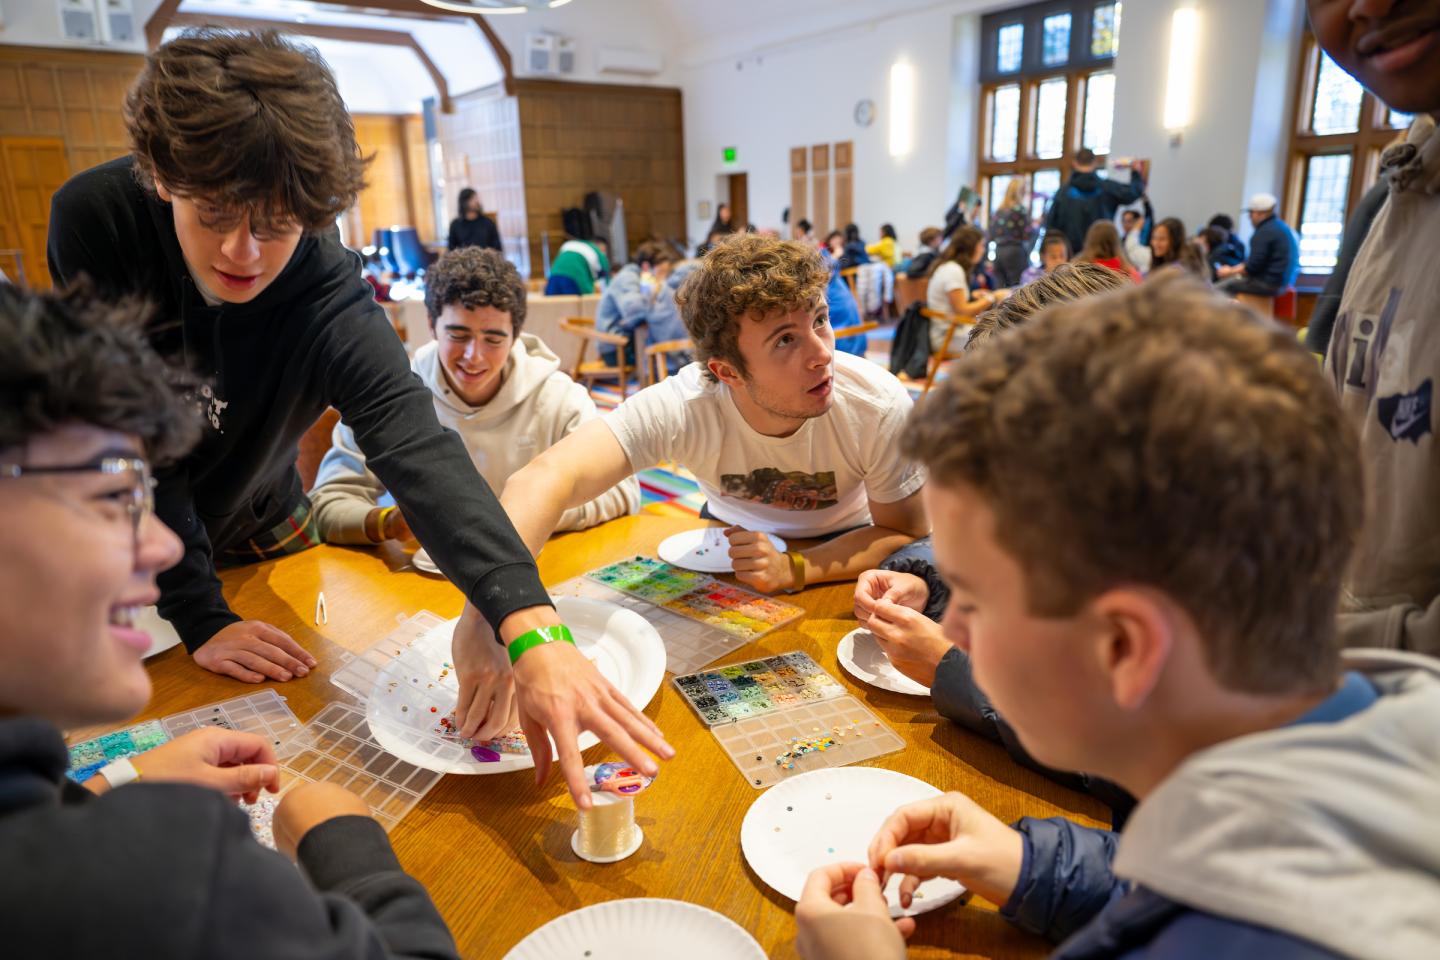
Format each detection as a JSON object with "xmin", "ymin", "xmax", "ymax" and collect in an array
[{"xmin": 0, "ymin": 457, "xmax": 156, "ymax": 542}]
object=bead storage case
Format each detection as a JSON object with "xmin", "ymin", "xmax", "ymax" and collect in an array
[
  {"xmin": 673, "ymin": 653, "xmax": 906, "ymax": 789},
  {"xmin": 548, "ymin": 556, "xmax": 804, "ymax": 675},
  {"xmin": 66, "ymin": 691, "xmax": 302, "ymax": 784}
]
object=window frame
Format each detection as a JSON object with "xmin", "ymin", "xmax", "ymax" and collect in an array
[{"xmin": 1284, "ymin": 30, "xmax": 1408, "ymax": 286}]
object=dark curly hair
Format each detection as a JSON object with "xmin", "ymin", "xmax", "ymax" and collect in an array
[
  {"xmin": 0, "ymin": 283, "xmax": 202, "ymax": 465},
  {"xmin": 424, "ymin": 247, "xmax": 527, "ymax": 332},
  {"xmin": 675, "ymin": 234, "xmax": 829, "ymax": 383},
  {"xmin": 125, "ymin": 29, "xmax": 369, "ymax": 233},
  {"xmin": 903, "ymin": 272, "xmax": 1361, "ymax": 696}
]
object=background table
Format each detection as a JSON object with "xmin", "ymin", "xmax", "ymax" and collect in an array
[{"xmin": 103, "ymin": 515, "xmax": 1107, "ymax": 958}]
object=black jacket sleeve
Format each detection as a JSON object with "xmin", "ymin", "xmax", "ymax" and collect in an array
[
  {"xmin": 480, "ymin": 217, "xmax": 503, "ymax": 252},
  {"xmin": 446, "ymin": 219, "xmax": 461, "ymax": 250},
  {"xmin": 1102, "ymin": 171, "xmax": 1146, "ymax": 209},
  {"xmin": 314, "ymin": 267, "xmax": 552, "ymax": 633},
  {"xmin": 1306, "ymin": 181, "xmax": 1388, "ymax": 355},
  {"xmin": 154, "ymin": 465, "xmax": 244, "ymax": 651}
]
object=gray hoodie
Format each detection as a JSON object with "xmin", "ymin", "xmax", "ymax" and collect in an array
[
  {"xmin": 1110, "ymin": 650, "xmax": 1440, "ymax": 960},
  {"xmin": 312, "ymin": 333, "xmax": 638, "ymax": 542}
]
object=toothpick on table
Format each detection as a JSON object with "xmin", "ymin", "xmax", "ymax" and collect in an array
[{"xmin": 315, "ymin": 591, "xmax": 328, "ymax": 626}]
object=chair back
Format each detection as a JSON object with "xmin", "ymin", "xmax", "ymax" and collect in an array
[{"xmin": 644, "ymin": 337, "xmax": 694, "ymax": 384}]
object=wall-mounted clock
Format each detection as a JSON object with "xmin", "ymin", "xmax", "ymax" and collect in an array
[{"xmin": 854, "ymin": 99, "xmax": 876, "ymax": 128}]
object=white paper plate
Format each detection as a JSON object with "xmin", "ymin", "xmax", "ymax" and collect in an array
[
  {"xmin": 837, "ymin": 627, "xmax": 931, "ymax": 697},
  {"xmin": 411, "ymin": 548, "xmax": 441, "ymax": 575},
  {"xmin": 503, "ymin": 898, "xmax": 766, "ymax": 960},
  {"xmin": 657, "ymin": 527, "xmax": 787, "ymax": 574},
  {"xmin": 367, "ymin": 597, "xmax": 666, "ymax": 775},
  {"xmin": 740, "ymin": 767, "xmax": 966, "ymax": 918},
  {"xmin": 137, "ymin": 606, "xmax": 183, "ymax": 659}
]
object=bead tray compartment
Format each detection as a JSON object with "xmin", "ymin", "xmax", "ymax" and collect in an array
[{"xmin": 673, "ymin": 653, "xmax": 906, "ymax": 788}]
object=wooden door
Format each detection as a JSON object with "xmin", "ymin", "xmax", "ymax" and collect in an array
[
  {"xmin": 0, "ymin": 137, "xmax": 70, "ymax": 288},
  {"xmin": 811, "ymin": 144, "xmax": 831, "ymax": 237},
  {"xmin": 790, "ymin": 147, "xmax": 808, "ymax": 232},
  {"xmin": 833, "ymin": 140, "xmax": 854, "ymax": 230},
  {"xmin": 727, "ymin": 172, "xmax": 748, "ymax": 231}
]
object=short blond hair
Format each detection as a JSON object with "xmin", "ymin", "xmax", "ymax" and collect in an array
[
  {"xmin": 676, "ymin": 234, "xmax": 829, "ymax": 382},
  {"xmin": 904, "ymin": 273, "xmax": 1362, "ymax": 695},
  {"xmin": 969, "ymin": 262, "xmax": 1129, "ymax": 348}
]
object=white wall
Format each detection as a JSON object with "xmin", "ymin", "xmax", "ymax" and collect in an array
[
  {"xmin": 680, "ymin": 2, "xmax": 994, "ymax": 252},
  {"xmin": 1109, "ymin": 0, "xmax": 1304, "ymax": 240},
  {"xmin": 0, "ymin": 0, "xmax": 163, "ymax": 53}
]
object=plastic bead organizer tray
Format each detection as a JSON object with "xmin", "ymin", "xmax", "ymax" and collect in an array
[
  {"xmin": 67, "ymin": 690, "xmax": 302, "ymax": 784},
  {"xmin": 673, "ymin": 653, "xmax": 906, "ymax": 789},
  {"xmin": 547, "ymin": 556, "xmax": 805, "ymax": 675}
]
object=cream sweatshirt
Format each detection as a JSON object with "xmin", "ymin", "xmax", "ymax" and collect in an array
[{"xmin": 311, "ymin": 333, "xmax": 639, "ymax": 543}]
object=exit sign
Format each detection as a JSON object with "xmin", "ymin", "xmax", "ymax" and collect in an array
[{"xmin": 723, "ymin": 147, "xmax": 738, "ymax": 164}]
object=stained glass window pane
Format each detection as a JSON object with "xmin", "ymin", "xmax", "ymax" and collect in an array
[
  {"xmin": 1310, "ymin": 52, "xmax": 1364, "ymax": 135},
  {"xmin": 1298, "ymin": 153, "xmax": 1352, "ymax": 273},
  {"xmin": 990, "ymin": 84, "xmax": 1020, "ymax": 162},
  {"xmin": 1042, "ymin": 14, "xmax": 1072, "ymax": 67},
  {"xmin": 997, "ymin": 22, "xmax": 1024, "ymax": 74},
  {"xmin": 1034, "ymin": 77, "xmax": 1068, "ymax": 160},
  {"xmin": 1091, "ymin": 3, "xmax": 1122, "ymax": 58},
  {"xmin": 1387, "ymin": 107, "xmax": 1416, "ymax": 129},
  {"xmin": 1082, "ymin": 71, "xmax": 1115, "ymax": 154}
]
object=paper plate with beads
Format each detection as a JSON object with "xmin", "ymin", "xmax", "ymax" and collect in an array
[
  {"xmin": 837, "ymin": 627, "xmax": 932, "ymax": 696},
  {"xmin": 740, "ymin": 767, "xmax": 967, "ymax": 918},
  {"xmin": 362, "ymin": 596, "xmax": 665, "ymax": 775},
  {"xmin": 657, "ymin": 527, "xmax": 787, "ymax": 574},
  {"xmin": 502, "ymin": 898, "xmax": 765, "ymax": 960}
]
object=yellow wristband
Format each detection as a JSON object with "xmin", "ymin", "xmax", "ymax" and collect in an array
[
  {"xmin": 377, "ymin": 505, "xmax": 397, "ymax": 540},
  {"xmin": 785, "ymin": 550, "xmax": 806, "ymax": 594}
]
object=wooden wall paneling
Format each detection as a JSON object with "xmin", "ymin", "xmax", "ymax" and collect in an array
[
  {"xmin": 0, "ymin": 137, "xmax": 70, "ymax": 288},
  {"xmin": 833, "ymin": 139, "xmax": 853, "ymax": 231},
  {"xmin": 352, "ymin": 114, "xmax": 413, "ymax": 247},
  {"xmin": 514, "ymin": 79, "xmax": 684, "ymax": 277},
  {"xmin": 811, "ymin": 143, "xmax": 831, "ymax": 238},
  {"xmin": 790, "ymin": 146, "xmax": 807, "ymax": 230},
  {"xmin": 401, "ymin": 114, "xmax": 436, "ymax": 242}
]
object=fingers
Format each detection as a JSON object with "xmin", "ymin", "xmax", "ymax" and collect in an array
[
  {"xmin": 474, "ymin": 675, "xmax": 516, "ymax": 742},
  {"xmin": 517, "ymin": 708, "xmax": 552, "ymax": 790},
  {"xmin": 798, "ymin": 862, "xmax": 863, "ymax": 909},
  {"xmin": 230, "ymin": 647, "xmax": 297, "ymax": 683},
  {"xmin": 550, "ymin": 716, "xmax": 591, "ymax": 811},
  {"xmin": 454, "ymin": 676, "xmax": 479, "ymax": 739},
  {"xmin": 253, "ymin": 623, "xmax": 316, "ymax": 670},
  {"xmin": 869, "ymin": 802, "xmax": 937, "ymax": 878},
  {"xmin": 205, "ymin": 762, "xmax": 281, "ymax": 799},
  {"xmin": 847, "ymin": 866, "xmax": 893, "ymax": 917},
  {"xmin": 899, "ymin": 874, "xmax": 922, "ymax": 910},
  {"xmin": 895, "ymin": 917, "xmax": 918, "ymax": 940},
  {"xmin": 215, "ymin": 657, "xmax": 266, "ymax": 684},
  {"xmin": 206, "ymin": 729, "xmax": 278, "ymax": 768}
]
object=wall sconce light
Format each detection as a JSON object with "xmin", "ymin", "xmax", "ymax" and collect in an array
[
  {"xmin": 1163, "ymin": 5, "xmax": 1201, "ymax": 141},
  {"xmin": 889, "ymin": 60, "xmax": 915, "ymax": 157},
  {"xmin": 1163, "ymin": 7, "xmax": 1201, "ymax": 130}
]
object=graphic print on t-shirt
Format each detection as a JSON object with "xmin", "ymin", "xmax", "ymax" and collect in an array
[{"xmin": 720, "ymin": 468, "xmax": 838, "ymax": 510}]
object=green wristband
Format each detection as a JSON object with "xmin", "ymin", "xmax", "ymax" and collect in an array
[{"xmin": 506, "ymin": 624, "xmax": 575, "ymax": 664}]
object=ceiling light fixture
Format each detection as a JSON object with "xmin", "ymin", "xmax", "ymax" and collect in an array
[{"xmin": 418, "ymin": 0, "xmax": 572, "ymax": 14}]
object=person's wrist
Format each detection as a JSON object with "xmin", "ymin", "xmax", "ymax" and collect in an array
[
  {"xmin": 363, "ymin": 507, "xmax": 385, "ymax": 543},
  {"xmin": 785, "ymin": 550, "xmax": 808, "ymax": 594},
  {"xmin": 506, "ymin": 624, "xmax": 575, "ymax": 665}
]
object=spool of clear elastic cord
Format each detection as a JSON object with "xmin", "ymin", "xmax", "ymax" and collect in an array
[{"xmin": 571, "ymin": 762, "xmax": 653, "ymax": 864}]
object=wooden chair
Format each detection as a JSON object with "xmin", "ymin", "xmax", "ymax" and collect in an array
[
  {"xmin": 919, "ymin": 308, "xmax": 971, "ymax": 396},
  {"xmin": 560, "ymin": 316, "xmax": 646, "ymax": 401},
  {"xmin": 839, "ymin": 267, "xmax": 860, "ymax": 302},
  {"xmin": 297, "ymin": 407, "xmax": 342, "ymax": 492},
  {"xmin": 643, "ymin": 337, "xmax": 694, "ymax": 385},
  {"xmin": 831, "ymin": 321, "xmax": 880, "ymax": 341}
]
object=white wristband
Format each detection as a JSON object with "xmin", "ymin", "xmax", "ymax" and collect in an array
[{"xmin": 97, "ymin": 757, "xmax": 141, "ymax": 789}]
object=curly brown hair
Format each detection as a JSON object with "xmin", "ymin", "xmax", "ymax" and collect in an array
[
  {"xmin": 125, "ymin": 29, "xmax": 368, "ymax": 233},
  {"xmin": 424, "ymin": 247, "xmax": 527, "ymax": 332},
  {"xmin": 675, "ymin": 234, "xmax": 829, "ymax": 382},
  {"xmin": 0, "ymin": 283, "xmax": 201, "ymax": 466},
  {"xmin": 903, "ymin": 272, "xmax": 1362, "ymax": 696},
  {"xmin": 968, "ymin": 262, "xmax": 1129, "ymax": 348}
]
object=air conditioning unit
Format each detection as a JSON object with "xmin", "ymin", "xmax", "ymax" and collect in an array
[
  {"xmin": 58, "ymin": 0, "xmax": 100, "ymax": 44},
  {"xmin": 596, "ymin": 46, "xmax": 663, "ymax": 77},
  {"xmin": 524, "ymin": 32, "xmax": 556, "ymax": 76},
  {"xmin": 99, "ymin": 0, "xmax": 135, "ymax": 44}
]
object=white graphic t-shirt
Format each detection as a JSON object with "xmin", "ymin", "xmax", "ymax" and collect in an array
[{"xmin": 605, "ymin": 351, "xmax": 925, "ymax": 537}]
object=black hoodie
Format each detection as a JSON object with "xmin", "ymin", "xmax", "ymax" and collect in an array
[
  {"xmin": 0, "ymin": 716, "xmax": 459, "ymax": 959},
  {"xmin": 1044, "ymin": 167, "xmax": 1147, "ymax": 256},
  {"xmin": 47, "ymin": 157, "xmax": 551, "ymax": 652}
]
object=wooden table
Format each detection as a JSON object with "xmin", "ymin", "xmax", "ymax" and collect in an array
[{"xmin": 115, "ymin": 515, "xmax": 1107, "ymax": 958}]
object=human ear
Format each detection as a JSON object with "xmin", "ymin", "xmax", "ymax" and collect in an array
[
  {"xmin": 707, "ymin": 357, "xmax": 742, "ymax": 388},
  {"xmin": 1091, "ymin": 588, "xmax": 1173, "ymax": 712},
  {"xmin": 153, "ymin": 178, "xmax": 173, "ymax": 203}
]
